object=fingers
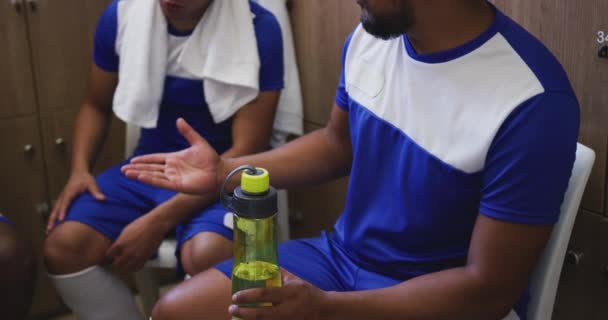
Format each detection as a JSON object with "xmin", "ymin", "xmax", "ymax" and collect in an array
[
  {"xmin": 88, "ymin": 181, "xmax": 106, "ymax": 201},
  {"xmin": 121, "ymin": 163, "xmax": 166, "ymax": 176},
  {"xmin": 107, "ymin": 245, "xmax": 129, "ymax": 271},
  {"xmin": 46, "ymin": 197, "xmax": 63, "ymax": 233},
  {"xmin": 177, "ymin": 118, "xmax": 205, "ymax": 145},
  {"xmin": 56, "ymin": 191, "xmax": 77, "ymax": 225},
  {"xmin": 233, "ymin": 287, "xmax": 285, "ymax": 305},
  {"xmin": 280, "ymin": 268, "xmax": 299, "ymax": 283},
  {"xmin": 107, "ymin": 250, "xmax": 146, "ymax": 272},
  {"xmin": 229, "ymin": 304, "xmax": 281, "ymax": 320},
  {"xmin": 132, "ymin": 174, "xmax": 175, "ymax": 190},
  {"xmin": 130, "ymin": 153, "xmax": 168, "ymax": 165}
]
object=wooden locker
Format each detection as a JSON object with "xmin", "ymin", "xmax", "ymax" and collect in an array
[
  {"xmin": 290, "ymin": 0, "xmax": 361, "ymax": 126},
  {"xmin": 552, "ymin": 210, "xmax": 599, "ymax": 319},
  {"xmin": 24, "ymin": 0, "xmax": 113, "ymax": 114},
  {"xmin": 0, "ymin": 0, "xmax": 38, "ymax": 118},
  {"xmin": 40, "ymin": 110, "xmax": 126, "ymax": 201},
  {"xmin": 0, "ymin": 116, "xmax": 65, "ymax": 316},
  {"xmin": 491, "ymin": 0, "xmax": 608, "ymax": 214},
  {"xmin": 595, "ymin": 217, "xmax": 608, "ymax": 320}
]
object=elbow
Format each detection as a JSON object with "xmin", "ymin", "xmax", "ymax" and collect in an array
[{"xmin": 466, "ymin": 269, "xmax": 526, "ymax": 320}]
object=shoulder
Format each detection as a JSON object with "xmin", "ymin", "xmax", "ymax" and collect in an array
[
  {"xmin": 497, "ymin": 10, "xmax": 574, "ymax": 95},
  {"xmin": 250, "ymin": 1, "xmax": 281, "ymax": 35}
]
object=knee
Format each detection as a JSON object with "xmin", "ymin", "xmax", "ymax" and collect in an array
[
  {"xmin": 181, "ymin": 251, "xmax": 213, "ymax": 276},
  {"xmin": 44, "ymin": 224, "xmax": 98, "ymax": 274},
  {"xmin": 181, "ymin": 234, "xmax": 232, "ymax": 276},
  {"xmin": 151, "ymin": 291, "xmax": 183, "ymax": 320}
]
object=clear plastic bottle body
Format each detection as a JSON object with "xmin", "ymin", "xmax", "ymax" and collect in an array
[{"xmin": 231, "ymin": 213, "xmax": 282, "ymax": 305}]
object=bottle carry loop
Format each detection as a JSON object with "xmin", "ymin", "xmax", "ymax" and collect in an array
[{"xmin": 220, "ymin": 165, "xmax": 257, "ymax": 212}]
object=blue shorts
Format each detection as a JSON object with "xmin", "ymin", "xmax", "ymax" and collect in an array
[
  {"xmin": 64, "ymin": 161, "xmax": 233, "ymax": 260},
  {"xmin": 216, "ymin": 231, "xmax": 407, "ymax": 292},
  {"xmin": 217, "ymin": 231, "xmax": 530, "ymax": 319}
]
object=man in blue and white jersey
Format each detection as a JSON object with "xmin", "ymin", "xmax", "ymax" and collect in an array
[
  {"xmin": 124, "ymin": 0, "xmax": 579, "ymax": 319},
  {"xmin": 43, "ymin": 0, "xmax": 284, "ymax": 318},
  {"xmin": 0, "ymin": 214, "xmax": 36, "ymax": 319}
]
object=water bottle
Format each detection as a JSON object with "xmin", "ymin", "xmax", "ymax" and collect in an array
[{"xmin": 221, "ymin": 165, "xmax": 282, "ymax": 308}]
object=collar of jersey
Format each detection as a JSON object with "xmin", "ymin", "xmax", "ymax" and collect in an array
[{"xmin": 403, "ymin": 3, "xmax": 507, "ymax": 64}]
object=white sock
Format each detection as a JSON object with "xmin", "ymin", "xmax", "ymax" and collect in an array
[{"xmin": 49, "ymin": 266, "xmax": 143, "ymax": 320}]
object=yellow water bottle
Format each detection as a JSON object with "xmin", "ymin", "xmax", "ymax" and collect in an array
[{"xmin": 221, "ymin": 165, "xmax": 282, "ymax": 310}]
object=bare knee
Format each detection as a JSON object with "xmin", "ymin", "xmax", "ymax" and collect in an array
[
  {"xmin": 153, "ymin": 269, "xmax": 232, "ymax": 320},
  {"xmin": 44, "ymin": 222, "xmax": 110, "ymax": 274},
  {"xmin": 151, "ymin": 292, "xmax": 179, "ymax": 320},
  {"xmin": 181, "ymin": 232, "xmax": 232, "ymax": 276}
]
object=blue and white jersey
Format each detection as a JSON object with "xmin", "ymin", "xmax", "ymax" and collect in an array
[
  {"xmin": 94, "ymin": 0, "xmax": 284, "ymax": 156},
  {"xmin": 335, "ymin": 4, "xmax": 578, "ymax": 289}
]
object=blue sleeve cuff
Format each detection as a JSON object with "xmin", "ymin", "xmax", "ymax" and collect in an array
[{"xmin": 479, "ymin": 204, "xmax": 559, "ymax": 225}]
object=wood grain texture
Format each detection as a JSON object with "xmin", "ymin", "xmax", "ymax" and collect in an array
[
  {"xmin": 290, "ymin": 0, "xmax": 361, "ymax": 126},
  {"xmin": 596, "ymin": 216, "xmax": 608, "ymax": 320},
  {"xmin": 0, "ymin": 116, "xmax": 65, "ymax": 316},
  {"xmin": 552, "ymin": 210, "xmax": 598, "ymax": 319},
  {"xmin": 40, "ymin": 110, "xmax": 125, "ymax": 200},
  {"xmin": 25, "ymin": 0, "xmax": 111, "ymax": 113},
  {"xmin": 552, "ymin": 210, "xmax": 608, "ymax": 320},
  {"xmin": 0, "ymin": 0, "xmax": 38, "ymax": 118},
  {"xmin": 491, "ymin": 0, "xmax": 608, "ymax": 213}
]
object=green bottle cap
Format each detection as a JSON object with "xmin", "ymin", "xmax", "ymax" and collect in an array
[{"xmin": 241, "ymin": 168, "xmax": 269, "ymax": 195}]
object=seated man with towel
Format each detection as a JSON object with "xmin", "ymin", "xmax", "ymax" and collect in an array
[
  {"xmin": 43, "ymin": 0, "xmax": 287, "ymax": 319},
  {"xmin": 0, "ymin": 214, "xmax": 36, "ymax": 320}
]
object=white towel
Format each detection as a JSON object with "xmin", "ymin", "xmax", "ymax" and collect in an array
[
  {"xmin": 113, "ymin": 0, "xmax": 260, "ymax": 129},
  {"xmin": 254, "ymin": 0, "xmax": 304, "ymax": 146}
]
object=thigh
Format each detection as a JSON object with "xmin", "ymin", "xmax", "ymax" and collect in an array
[
  {"xmin": 215, "ymin": 232, "xmax": 354, "ymax": 292},
  {"xmin": 64, "ymin": 162, "xmax": 156, "ymax": 241},
  {"xmin": 177, "ymin": 202, "xmax": 234, "ymax": 274},
  {"xmin": 180, "ymin": 232, "xmax": 233, "ymax": 276},
  {"xmin": 152, "ymin": 268, "xmax": 232, "ymax": 320}
]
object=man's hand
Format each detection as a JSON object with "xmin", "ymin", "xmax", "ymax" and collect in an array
[
  {"xmin": 229, "ymin": 270, "xmax": 327, "ymax": 320},
  {"xmin": 47, "ymin": 172, "xmax": 106, "ymax": 233},
  {"xmin": 105, "ymin": 213, "xmax": 169, "ymax": 272},
  {"xmin": 122, "ymin": 118, "xmax": 222, "ymax": 195}
]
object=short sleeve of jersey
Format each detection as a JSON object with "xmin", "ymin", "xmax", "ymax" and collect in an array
[
  {"xmin": 479, "ymin": 92, "xmax": 580, "ymax": 225},
  {"xmin": 335, "ymin": 34, "xmax": 354, "ymax": 111},
  {"xmin": 254, "ymin": 11, "xmax": 284, "ymax": 91},
  {"xmin": 93, "ymin": 0, "xmax": 119, "ymax": 73}
]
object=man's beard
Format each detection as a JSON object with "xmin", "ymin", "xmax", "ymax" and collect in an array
[{"xmin": 360, "ymin": 6, "xmax": 413, "ymax": 40}]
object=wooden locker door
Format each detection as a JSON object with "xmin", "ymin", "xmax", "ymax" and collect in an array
[
  {"xmin": 552, "ymin": 210, "xmax": 599, "ymax": 320},
  {"xmin": 0, "ymin": 0, "xmax": 38, "ymax": 118},
  {"xmin": 23, "ymin": 0, "xmax": 112, "ymax": 113},
  {"xmin": 290, "ymin": 0, "xmax": 361, "ymax": 126},
  {"xmin": 596, "ymin": 217, "xmax": 608, "ymax": 320},
  {"xmin": 0, "ymin": 116, "xmax": 64, "ymax": 317},
  {"xmin": 40, "ymin": 110, "xmax": 126, "ymax": 200},
  {"xmin": 491, "ymin": 0, "xmax": 608, "ymax": 214}
]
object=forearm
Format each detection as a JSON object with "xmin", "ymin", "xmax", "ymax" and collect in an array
[
  {"xmin": 71, "ymin": 103, "xmax": 112, "ymax": 173},
  {"xmin": 323, "ymin": 267, "xmax": 516, "ymax": 320},
  {"xmin": 146, "ymin": 193, "xmax": 218, "ymax": 232},
  {"xmin": 222, "ymin": 127, "xmax": 352, "ymax": 190}
]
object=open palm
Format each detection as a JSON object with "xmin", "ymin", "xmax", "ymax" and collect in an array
[{"xmin": 122, "ymin": 118, "xmax": 222, "ymax": 195}]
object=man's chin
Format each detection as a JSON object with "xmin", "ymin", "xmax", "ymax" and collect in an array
[{"xmin": 361, "ymin": 21, "xmax": 403, "ymax": 40}]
